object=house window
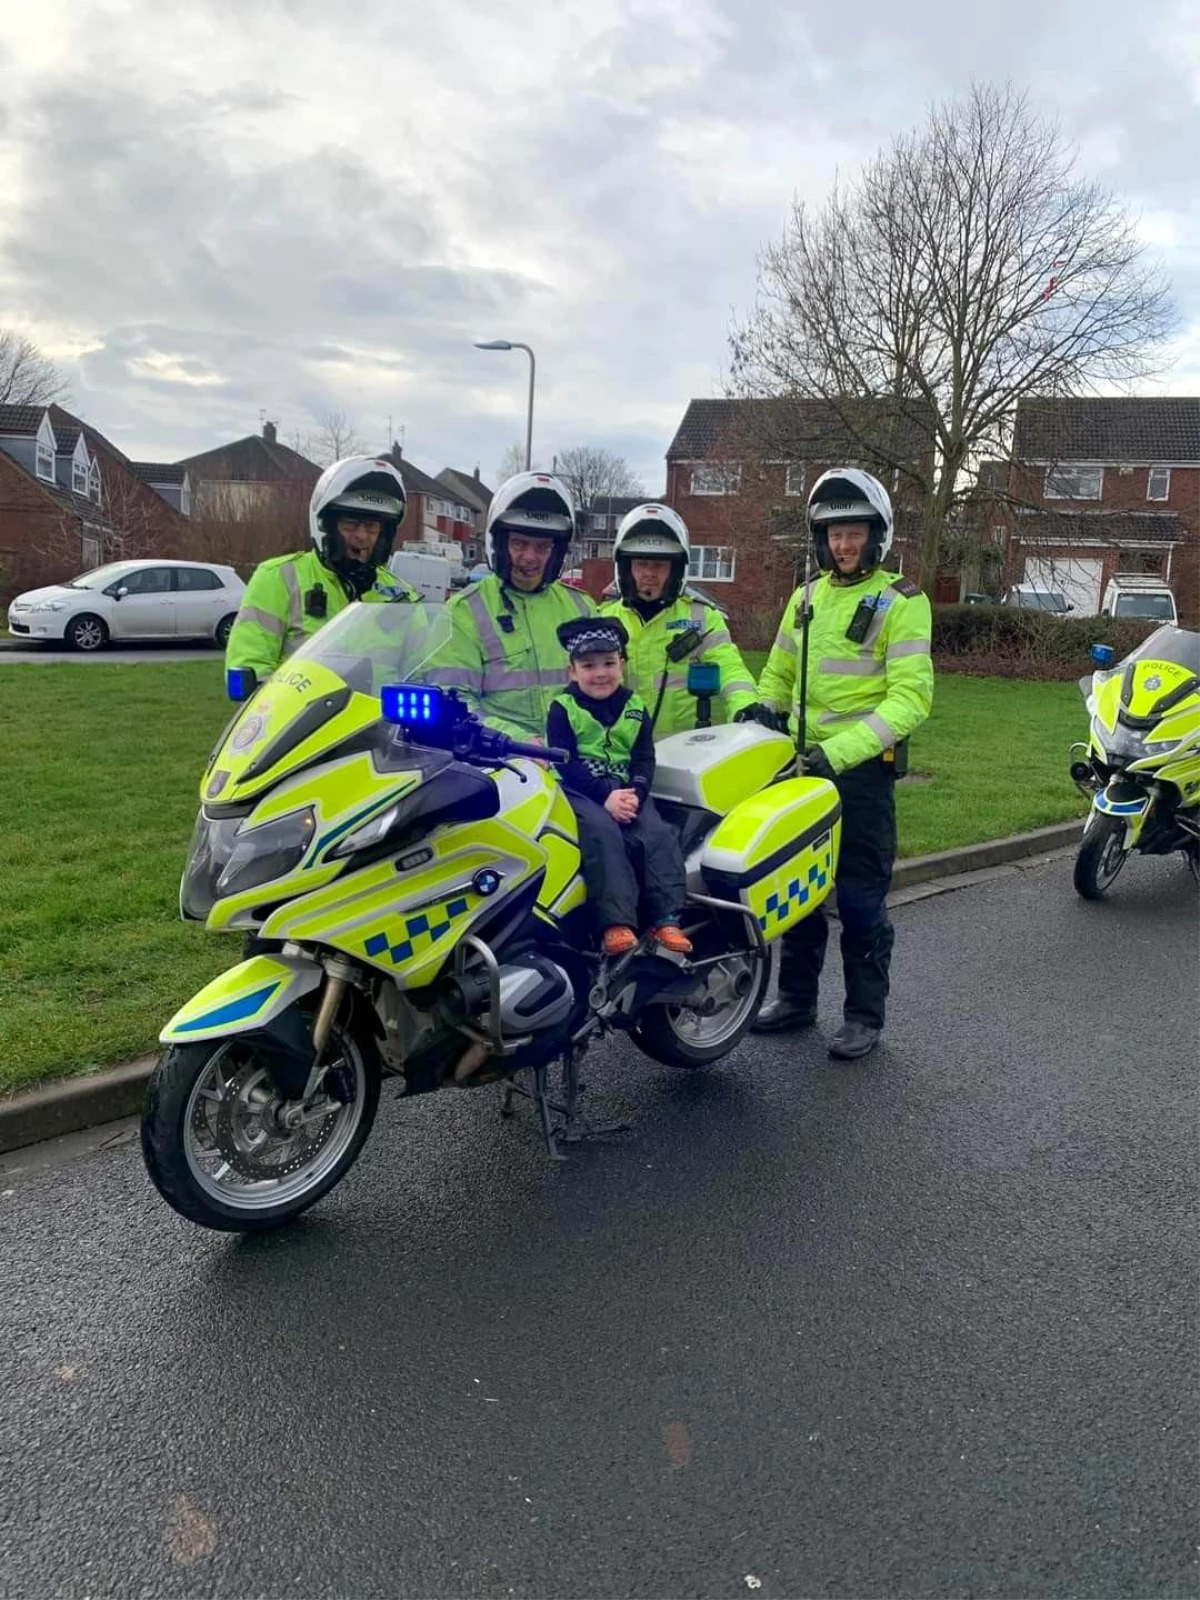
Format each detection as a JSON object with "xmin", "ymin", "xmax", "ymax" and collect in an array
[
  {"xmin": 690, "ymin": 463, "xmax": 741, "ymax": 496},
  {"xmin": 36, "ymin": 439, "xmax": 55, "ymax": 481},
  {"xmin": 179, "ymin": 480, "xmax": 190, "ymax": 516},
  {"xmin": 72, "ymin": 458, "xmax": 89, "ymax": 495},
  {"xmin": 1044, "ymin": 465, "xmax": 1103, "ymax": 500},
  {"xmin": 81, "ymin": 527, "xmax": 102, "ymax": 568},
  {"xmin": 688, "ymin": 545, "xmax": 736, "ymax": 582},
  {"xmin": 785, "ymin": 462, "xmax": 805, "ymax": 497},
  {"xmin": 1147, "ymin": 467, "xmax": 1171, "ymax": 501},
  {"xmin": 89, "ymin": 463, "xmax": 102, "ymax": 504}
]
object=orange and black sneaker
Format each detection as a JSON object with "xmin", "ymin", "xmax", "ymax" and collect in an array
[
  {"xmin": 602, "ymin": 926, "xmax": 638, "ymax": 957},
  {"xmin": 653, "ymin": 925, "xmax": 693, "ymax": 955}
]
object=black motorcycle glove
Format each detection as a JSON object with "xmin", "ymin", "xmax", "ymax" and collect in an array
[
  {"xmin": 735, "ymin": 703, "xmax": 790, "ymax": 733},
  {"xmin": 801, "ymin": 746, "xmax": 836, "ymax": 781}
]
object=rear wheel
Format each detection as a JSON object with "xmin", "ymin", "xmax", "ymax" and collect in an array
[
  {"xmin": 141, "ymin": 1016, "xmax": 380, "ymax": 1231},
  {"xmin": 214, "ymin": 613, "xmax": 236, "ymax": 649},
  {"xmin": 634, "ymin": 921, "xmax": 767, "ymax": 1069},
  {"xmin": 1073, "ymin": 815, "xmax": 1130, "ymax": 900},
  {"xmin": 66, "ymin": 613, "xmax": 108, "ymax": 652}
]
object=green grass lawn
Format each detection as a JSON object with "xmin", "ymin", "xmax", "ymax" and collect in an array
[{"xmin": 0, "ymin": 662, "xmax": 1086, "ymax": 1095}]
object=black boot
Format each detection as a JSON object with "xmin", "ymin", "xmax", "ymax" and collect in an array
[
  {"xmin": 752, "ymin": 998, "xmax": 818, "ymax": 1034},
  {"xmin": 828, "ymin": 1020, "xmax": 881, "ymax": 1060}
]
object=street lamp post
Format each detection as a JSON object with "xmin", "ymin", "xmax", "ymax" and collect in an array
[{"xmin": 474, "ymin": 339, "xmax": 536, "ymax": 471}]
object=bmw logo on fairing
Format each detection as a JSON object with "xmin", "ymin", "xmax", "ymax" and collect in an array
[{"xmin": 472, "ymin": 869, "xmax": 503, "ymax": 896}]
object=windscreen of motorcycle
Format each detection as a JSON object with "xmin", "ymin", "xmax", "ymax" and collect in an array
[{"xmin": 205, "ymin": 601, "xmax": 455, "ymax": 805}]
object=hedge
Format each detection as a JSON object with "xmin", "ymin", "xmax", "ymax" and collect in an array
[{"xmin": 931, "ymin": 605, "xmax": 1159, "ymax": 680}]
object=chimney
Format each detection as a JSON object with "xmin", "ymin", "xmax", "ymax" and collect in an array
[
  {"xmin": 262, "ymin": 419, "xmax": 277, "ymax": 444},
  {"xmin": 473, "ymin": 464, "xmax": 480, "ymax": 481}
]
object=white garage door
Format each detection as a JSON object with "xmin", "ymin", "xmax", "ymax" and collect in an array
[{"xmin": 1024, "ymin": 556, "xmax": 1103, "ymax": 616}]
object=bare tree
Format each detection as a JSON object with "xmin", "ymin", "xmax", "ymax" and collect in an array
[
  {"xmin": 0, "ymin": 331, "xmax": 68, "ymax": 407},
  {"xmin": 554, "ymin": 446, "xmax": 644, "ymax": 514},
  {"xmin": 497, "ymin": 441, "xmax": 528, "ymax": 483},
  {"xmin": 307, "ymin": 409, "xmax": 367, "ymax": 467},
  {"xmin": 729, "ymin": 82, "xmax": 1175, "ymax": 590}
]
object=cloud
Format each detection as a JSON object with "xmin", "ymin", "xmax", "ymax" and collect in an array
[{"xmin": 0, "ymin": 0, "xmax": 1195, "ymax": 489}]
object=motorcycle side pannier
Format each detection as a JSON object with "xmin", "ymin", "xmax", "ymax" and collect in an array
[{"xmin": 699, "ymin": 778, "xmax": 841, "ymax": 941}]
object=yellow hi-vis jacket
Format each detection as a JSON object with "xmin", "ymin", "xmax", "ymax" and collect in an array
[
  {"xmin": 438, "ymin": 574, "xmax": 595, "ymax": 742},
  {"xmin": 757, "ymin": 568, "xmax": 933, "ymax": 774},
  {"xmin": 600, "ymin": 593, "xmax": 758, "ymax": 737},
  {"xmin": 225, "ymin": 550, "xmax": 418, "ymax": 680}
]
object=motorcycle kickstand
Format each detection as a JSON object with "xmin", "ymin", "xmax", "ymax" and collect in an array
[
  {"xmin": 532, "ymin": 1063, "xmax": 567, "ymax": 1163},
  {"xmin": 555, "ymin": 1048, "xmax": 632, "ymax": 1148}
]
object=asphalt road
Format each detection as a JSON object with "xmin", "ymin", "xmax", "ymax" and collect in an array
[
  {"xmin": 1, "ymin": 855, "xmax": 1197, "ymax": 1600},
  {"xmin": 0, "ymin": 641, "xmax": 217, "ymax": 664}
]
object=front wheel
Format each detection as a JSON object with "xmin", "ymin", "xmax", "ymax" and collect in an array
[
  {"xmin": 66, "ymin": 613, "xmax": 108, "ymax": 652},
  {"xmin": 1073, "ymin": 814, "xmax": 1130, "ymax": 901},
  {"xmin": 634, "ymin": 932, "xmax": 767, "ymax": 1069},
  {"xmin": 141, "ymin": 1017, "xmax": 380, "ymax": 1231},
  {"xmin": 214, "ymin": 613, "xmax": 236, "ymax": 649}
]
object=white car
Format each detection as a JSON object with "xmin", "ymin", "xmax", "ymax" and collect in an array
[{"xmin": 7, "ymin": 560, "xmax": 246, "ymax": 652}]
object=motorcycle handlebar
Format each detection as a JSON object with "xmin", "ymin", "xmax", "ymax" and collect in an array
[{"xmin": 498, "ymin": 739, "xmax": 569, "ymax": 764}]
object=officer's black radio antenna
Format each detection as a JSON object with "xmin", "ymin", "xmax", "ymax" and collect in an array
[{"xmin": 796, "ymin": 531, "xmax": 815, "ymax": 758}]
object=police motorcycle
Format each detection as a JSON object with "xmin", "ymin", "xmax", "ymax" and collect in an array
[
  {"xmin": 1069, "ymin": 625, "xmax": 1200, "ymax": 899},
  {"xmin": 140, "ymin": 603, "xmax": 842, "ymax": 1230}
]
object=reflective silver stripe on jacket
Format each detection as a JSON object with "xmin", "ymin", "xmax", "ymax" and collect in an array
[
  {"xmin": 238, "ymin": 605, "xmax": 286, "ymax": 637},
  {"xmin": 280, "ymin": 560, "xmax": 306, "ymax": 653},
  {"xmin": 863, "ymin": 711, "xmax": 898, "ymax": 748},
  {"xmin": 818, "ymin": 657, "xmax": 885, "ymax": 677},
  {"xmin": 887, "ymin": 638, "xmax": 931, "ymax": 659},
  {"xmin": 465, "ymin": 587, "xmax": 505, "ymax": 659},
  {"xmin": 773, "ymin": 630, "xmax": 798, "ymax": 656}
]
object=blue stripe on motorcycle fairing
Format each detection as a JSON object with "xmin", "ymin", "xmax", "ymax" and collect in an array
[
  {"xmin": 174, "ymin": 981, "xmax": 283, "ymax": 1033},
  {"xmin": 1095, "ymin": 795, "xmax": 1148, "ymax": 816}
]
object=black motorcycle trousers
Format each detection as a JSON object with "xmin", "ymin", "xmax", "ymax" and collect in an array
[
  {"xmin": 568, "ymin": 793, "xmax": 687, "ymax": 931},
  {"xmin": 777, "ymin": 757, "xmax": 897, "ymax": 1029}
]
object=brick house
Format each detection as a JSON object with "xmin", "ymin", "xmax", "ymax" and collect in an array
[
  {"xmin": 178, "ymin": 420, "xmax": 320, "ymax": 522},
  {"xmin": 1003, "ymin": 397, "xmax": 1199, "ymax": 623},
  {"xmin": 384, "ymin": 448, "xmax": 478, "ymax": 564},
  {"xmin": 662, "ymin": 398, "xmax": 933, "ymax": 644},
  {"xmin": 0, "ymin": 403, "xmax": 186, "ymax": 601},
  {"xmin": 436, "ymin": 467, "xmax": 493, "ymax": 565}
]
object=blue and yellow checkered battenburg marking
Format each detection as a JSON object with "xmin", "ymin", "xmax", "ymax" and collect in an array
[
  {"xmin": 758, "ymin": 850, "xmax": 833, "ymax": 930},
  {"xmin": 363, "ymin": 895, "xmax": 472, "ymax": 965}
]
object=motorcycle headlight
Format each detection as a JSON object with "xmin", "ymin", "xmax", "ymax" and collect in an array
[
  {"xmin": 215, "ymin": 807, "xmax": 317, "ymax": 901},
  {"xmin": 180, "ymin": 811, "xmax": 244, "ymax": 921}
]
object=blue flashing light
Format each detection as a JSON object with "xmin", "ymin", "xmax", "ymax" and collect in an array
[
  {"xmin": 1091, "ymin": 644, "xmax": 1116, "ymax": 669},
  {"xmin": 382, "ymin": 684, "xmax": 442, "ymax": 726},
  {"xmin": 226, "ymin": 667, "xmax": 257, "ymax": 702},
  {"xmin": 687, "ymin": 661, "xmax": 721, "ymax": 696}
]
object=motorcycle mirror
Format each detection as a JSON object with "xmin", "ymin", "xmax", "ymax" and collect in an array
[
  {"xmin": 226, "ymin": 667, "xmax": 258, "ymax": 702},
  {"xmin": 1090, "ymin": 644, "xmax": 1115, "ymax": 668}
]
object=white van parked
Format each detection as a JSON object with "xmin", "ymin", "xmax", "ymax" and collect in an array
[
  {"xmin": 1098, "ymin": 573, "xmax": 1178, "ymax": 624},
  {"xmin": 388, "ymin": 549, "xmax": 453, "ymax": 602}
]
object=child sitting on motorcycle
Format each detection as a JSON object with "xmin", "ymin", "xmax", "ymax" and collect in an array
[{"xmin": 547, "ymin": 618, "xmax": 693, "ymax": 959}]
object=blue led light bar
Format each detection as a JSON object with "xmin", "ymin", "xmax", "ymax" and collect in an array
[
  {"xmin": 381, "ymin": 684, "xmax": 443, "ymax": 725},
  {"xmin": 226, "ymin": 667, "xmax": 257, "ymax": 702}
]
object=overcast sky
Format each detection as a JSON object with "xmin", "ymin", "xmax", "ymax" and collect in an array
[{"xmin": 1, "ymin": 0, "xmax": 1197, "ymax": 492}]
